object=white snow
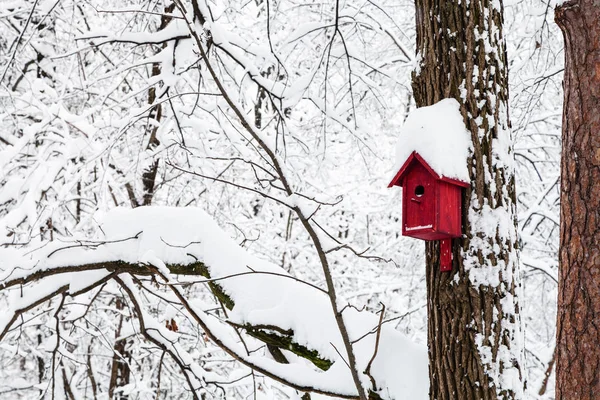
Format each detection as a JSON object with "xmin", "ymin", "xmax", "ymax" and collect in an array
[{"xmin": 394, "ymin": 98, "xmax": 472, "ymax": 182}]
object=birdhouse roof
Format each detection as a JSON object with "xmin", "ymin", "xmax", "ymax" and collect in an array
[
  {"xmin": 388, "ymin": 151, "xmax": 470, "ymax": 188},
  {"xmin": 389, "ymin": 98, "xmax": 472, "ymax": 186}
]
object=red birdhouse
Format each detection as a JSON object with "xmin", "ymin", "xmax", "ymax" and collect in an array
[{"xmin": 388, "ymin": 151, "xmax": 469, "ymax": 272}]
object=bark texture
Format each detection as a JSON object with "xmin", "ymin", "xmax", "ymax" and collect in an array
[
  {"xmin": 555, "ymin": 2, "xmax": 600, "ymax": 398},
  {"xmin": 411, "ymin": 0, "xmax": 524, "ymax": 398}
]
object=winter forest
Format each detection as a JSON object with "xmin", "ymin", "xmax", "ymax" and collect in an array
[{"xmin": 1, "ymin": 0, "xmax": 586, "ymax": 399}]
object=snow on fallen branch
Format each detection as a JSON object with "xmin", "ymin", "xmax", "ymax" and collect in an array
[{"xmin": 0, "ymin": 206, "xmax": 427, "ymax": 399}]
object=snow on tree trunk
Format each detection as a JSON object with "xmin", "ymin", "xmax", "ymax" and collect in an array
[
  {"xmin": 555, "ymin": 1, "xmax": 600, "ymax": 398},
  {"xmin": 411, "ymin": 0, "xmax": 525, "ymax": 398}
]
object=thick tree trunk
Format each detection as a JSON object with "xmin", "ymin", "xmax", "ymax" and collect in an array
[
  {"xmin": 411, "ymin": 0, "xmax": 524, "ymax": 398},
  {"xmin": 555, "ymin": 2, "xmax": 600, "ymax": 398}
]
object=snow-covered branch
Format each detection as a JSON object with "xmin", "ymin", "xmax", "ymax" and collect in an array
[{"xmin": 0, "ymin": 206, "xmax": 427, "ymax": 399}]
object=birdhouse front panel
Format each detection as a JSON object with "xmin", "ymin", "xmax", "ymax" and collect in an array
[{"xmin": 401, "ymin": 161, "xmax": 439, "ymax": 240}]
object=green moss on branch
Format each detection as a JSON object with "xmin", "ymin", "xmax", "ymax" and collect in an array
[
  {"xmin": 236, "ymin": 323, "xmax": 333, "ymax": 371},
  {"xmin": 168, "ymin": 262, "xmax": 235, "ymax": 310}
]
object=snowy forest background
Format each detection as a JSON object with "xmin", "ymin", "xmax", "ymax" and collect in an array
[{"xmin": 0, "ymin": 0, "xmax": 560, "ymax": 399}]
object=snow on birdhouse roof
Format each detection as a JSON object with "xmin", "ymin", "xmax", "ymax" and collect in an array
[{"xmin": 392, "ymin": 98, "xmax": 472, "ymax": 183}]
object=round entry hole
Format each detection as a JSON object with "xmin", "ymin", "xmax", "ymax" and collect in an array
[{"xmin": 415, "ymin": 185, "xmax": 425, "ymax": 197}]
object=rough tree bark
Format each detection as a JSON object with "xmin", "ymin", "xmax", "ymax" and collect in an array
[
  {"xmin": 411, "ymin": 0, "xmax": 525, "ymax": 398},
  {"xmin": 555, "ymin": 2, "xmax": 600, "ymax": 399}
]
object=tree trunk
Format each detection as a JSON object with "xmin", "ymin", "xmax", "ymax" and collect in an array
[
  {"xmin": 141, "ymin": 3, "xmax": 176, "ymax": 206},
  {"xmin": 411, "ymin": 0, "xmax": 525, "ymax": 398},
  {"xmin": 555, "ymin": 2, "xmax": 600, "ymax": 398}
]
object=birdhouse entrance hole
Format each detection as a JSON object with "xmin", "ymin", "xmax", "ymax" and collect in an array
[{"xmin": 415, "ymin": 185, "xmax": 424, "ymax": 197}]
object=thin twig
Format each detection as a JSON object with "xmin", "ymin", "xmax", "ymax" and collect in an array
[{"xmin": 364, "ymin": 303, "xmax": 385, "ymax": 392}]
